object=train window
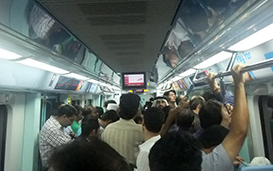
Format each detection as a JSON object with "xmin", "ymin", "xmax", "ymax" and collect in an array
[
  {"xmin": 258, "ymin": 96, "xmax": 273, "ymax": 163},
  {"xmin": 0, "ymin": 105, "xmax": 8, "ymax": 170}
]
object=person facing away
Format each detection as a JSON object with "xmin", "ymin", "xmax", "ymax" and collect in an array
[
  {"xmin": 136, "ymin": 107, "xmax": 165, "ymax": 171},
  {"xmin": 194, "ymin": 98, "xmax": 232, "ymax": 139},
  {"xmin": 149, "ymin": 132, "xmax": 202, "ymax": 171},
  {"xmin": 98, "ymin": 109, "xmax": 120, "ymax": 136},
  {"xmin": 200, "ymin": 63, "xmax": 249, "ymax": 171},
  {"xmin": 101, "ymin": 93, "xmax": 145, "ymax": 166},
  {"xmin": 76, "ymin": 118, "xmax": 100, "ymax": 142},
  {"xmin": 190, "ymin": 96, "xmax": 205, "ymax": 133},
  {"xmin": 48, "ymin": 140, "xmax": 131, "ymax": 171},
  {"xmin": 39, "ymin": 104, "xmax": 77, "ymax": 168},
  {"xmin": 176, "ymin": 108, "xmax": 195, "ymax": 135}
]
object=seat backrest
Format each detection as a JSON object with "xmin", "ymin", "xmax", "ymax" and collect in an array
[{"xmin": 239, "ymin": 165, "xmax": 273, "ymax": 171}]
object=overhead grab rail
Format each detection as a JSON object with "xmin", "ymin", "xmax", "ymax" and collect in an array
[{"xmin": 193, "ymin": 57, "xmax": 273, "ymax": 84}]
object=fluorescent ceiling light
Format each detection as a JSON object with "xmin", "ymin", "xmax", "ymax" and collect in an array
[
  {"xmin": 65, "ymin": 73, "xmax": 89, "ymax": 80},
  {"xmin": 17, "ymin": 59, "xmax": 69, "ymax": 74},
  {"xmin": 229, "ymin": 23, "xmax": 273, "ymax": 51},
  {"xmin": 0, "ymin": 48, "xmax": 22, "ymax": 60},
  {"xmin": 171, "ymin": 76, "xmax": 182, "ymax": 82},
  {"xmin": 179, "ymin": 69, "xmax": 196, "ymax": 77},
  {"xmin": 88, "ymin": 79, "xmax": 100, "ymax": 84},
  {"xmin": 194, "ymin": 51, "xmax": 232, "ymax": 69}
]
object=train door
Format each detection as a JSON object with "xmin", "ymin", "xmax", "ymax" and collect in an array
[
  {"xmin": 258, "ymin": 96, "xmax": 273, "ymax": 163},
  {"xmin": 0, "ymin": 105, "xmax": 7, "ymax": 171}
]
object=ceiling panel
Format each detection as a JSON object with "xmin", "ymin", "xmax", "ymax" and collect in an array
[{"xmin": 37, "ymin": 0, "xmax": 180, "ymax": 73}]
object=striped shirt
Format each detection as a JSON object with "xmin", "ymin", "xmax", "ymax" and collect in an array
[
  {"xmin": 101, "ymin": 119, "xmax": 144, "ymax": 165},
  {"xmin": 39, "ymin": 116, "xmax": 72, "ymax": 167}
]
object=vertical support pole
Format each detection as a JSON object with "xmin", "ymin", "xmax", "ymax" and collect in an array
[{"xmin": 21, "ymin": 93, "xmax": 41, "ymax": 171}]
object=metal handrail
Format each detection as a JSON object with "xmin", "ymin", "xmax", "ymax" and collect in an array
[{"xmin": 193, "ymin": 58, "xmax": 273, "ymax": 84}]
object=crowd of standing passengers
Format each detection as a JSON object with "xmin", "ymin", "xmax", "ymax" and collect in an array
[{"xmin": 39, "ymin": 64, "xmax": 265, "ymax": 171}]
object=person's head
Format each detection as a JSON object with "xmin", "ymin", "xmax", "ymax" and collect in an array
[
  {"xmin": 50, "ymin": 101, "xmax": 65, "ymax": 116},
  {"xmin": 190, "ymin": 96, "xmax": 205, "ymax": 111},
  {"xmin": 103, "ymin": 100, "xmax": 117, "ymax": 109},
  {"xmin": 119, "ymin": 93, "xmax": 140, "ymax": 120},
  {"xmin": 201, "ymin": 91, "xmax": 215, "ymax": 102},
  {"xmin": 48, "ymin": 140, "xmax": 131, "ymax": 171},
  {"xmin": 81, "ymin": 119, "xmax": 100, "ymax": 138},
  {"xmin": 56, "ymin": 105, "xmax": 77, "ymax": 127},
  {"xmin": 149, "ymin": 132, "xmax": 202, "ymax": 171},
  {"xmin": 199, "ymin": 125, "xmax": 229, "ymax": 152},
  {"xmin": 152, "ymin": 96, "xmax": 168, "ymax": 109},
  {"xmin": 163, "ymin": 90, "xmax": 176, "ymax": 103},
  {"xmin": 73, "ymin": 105, "xmax": 83, "ymax": 122},
  {"xmin": 82, "ymin": 107, "xmax": 92, "ymax": 122},
  {"xmin": 176, "ymin": 108, "xmax": 195, "ymax": 130},
  {"xmin": 100, "ymin": 110, "xmax": 120, "ymax": 126},
  {"xmin": 176, "ymin": 95, "xmax": 190, "ymax": 108},
  {"xmin": 199, "ymin": 100, "xmax": 223, "ymax": 129},
  {"xmin": 95, "ymin": 106, "xmax": 104, "ymax": 118},
  {"xmin": 134, "ymin": 114, "xmax": 144, "ymax": 124},
  {"xmin": 143, "ymin": 107, "xmax": 165, "ymax": 134},
  {"xmin": 162, "ymin": 46, "xmax": 179, "ymax": 68},
  {"xmin": 89, "ymin": 105, "xmax": 98, "ymax": 119}
]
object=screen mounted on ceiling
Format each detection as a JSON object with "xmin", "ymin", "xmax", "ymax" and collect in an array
[
  {"xmin": 54, "ymin": 76, "xmax": 81, "ymax": 91},
  {"xmin": 121, "ymin": 72, "xmax": 147, "ymax": 90}
]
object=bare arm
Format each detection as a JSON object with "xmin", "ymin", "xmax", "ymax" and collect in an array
[
  {"xmin": 160, "ymin": 107, "xmax": 180, "ymax": 137},
  {"xmin": 222, "ymin": 64, "xmax": 249, "ymax": 162}
]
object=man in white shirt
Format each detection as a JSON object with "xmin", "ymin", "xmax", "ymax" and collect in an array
[{"xmin": 136, "ymin": 107, "xmax": 165, "ymax": 171}]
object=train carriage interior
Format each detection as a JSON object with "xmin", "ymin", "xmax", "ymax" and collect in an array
[{"xmin": 2, "ymin": 0, "xmax": 273, "ymax": 170}]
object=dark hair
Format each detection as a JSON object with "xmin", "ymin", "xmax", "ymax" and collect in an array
[
  {"xmin": 176, "ymin": 109, "xmax": 194, "ymax": 129},
  {"xmin": 176, "ymin": 95, "xmax": 188, "ymax": 106},
  {"xmin": 81, "ymin": 119, "xmax": 100, "ymax": 137},
  {"xmin": 104, "ymin": 100, "xmax": 117, "ymax": 108},
  {"xmin": 163, "ymin": 90, "xmax": 176, "ymax": 97},
  {"xmin": 73, "ymin": 105, "xmax": 83, "ymax": 115},
  {"xmin": 82, "ymin": 107, "xmax": 92, "ymax": 116},
  {"xmin": 49, "ymin": 140, "xmax": 131, "ymax": 171},
  {"xmin": 149, "ymin": 132, "xmax": 202, "ymax": 171},
  {"xmin": 199, "ymin": 100, "xmax": 222, "ymax": 129},
  {"xmin": 119, "ymin": 93, "xmax": 140, "ymax": 120},
  {"xmin": 96, "ymin": 106, "xmax": 104, "ymax": 118},
  {"xmin": 56, "ymin": 105, "xmax": 77, "ymax": 117},
  {"xmin": 101, "ymin": 110, "xmax": 119, "ymax": 123},
  {"xmin": 190, "ymin": 97, "xmax": 204, "ymax": 110},
  {"xmin": 143, "ymin": 107, "xmax": 165, "ymax": 133},
  {"xmin": 199, "ymin": 125, "xmax": 229, "ymax": 149},
  {"xmin": 134, "ymin": 115, "xmax": 143, "ymax": 124},
  {"xmin": 201, "ymin": 91, "xmax": 215, "ymax": 102}
]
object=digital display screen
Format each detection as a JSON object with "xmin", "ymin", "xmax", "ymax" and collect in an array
[
  {"xmin": 121, "ymin": 72, "xmax": 147, "ymax": 90},
  {"xmin": 54, "ymin": 76, "xmax": 80, "ymax": 91},
  {"xmin": 85, "ymin": 83, "xmax": 98, "ymax": 93},
  {"xmin": 124, "ymin": 74, "xmax": 144, "ymax": 86}
]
